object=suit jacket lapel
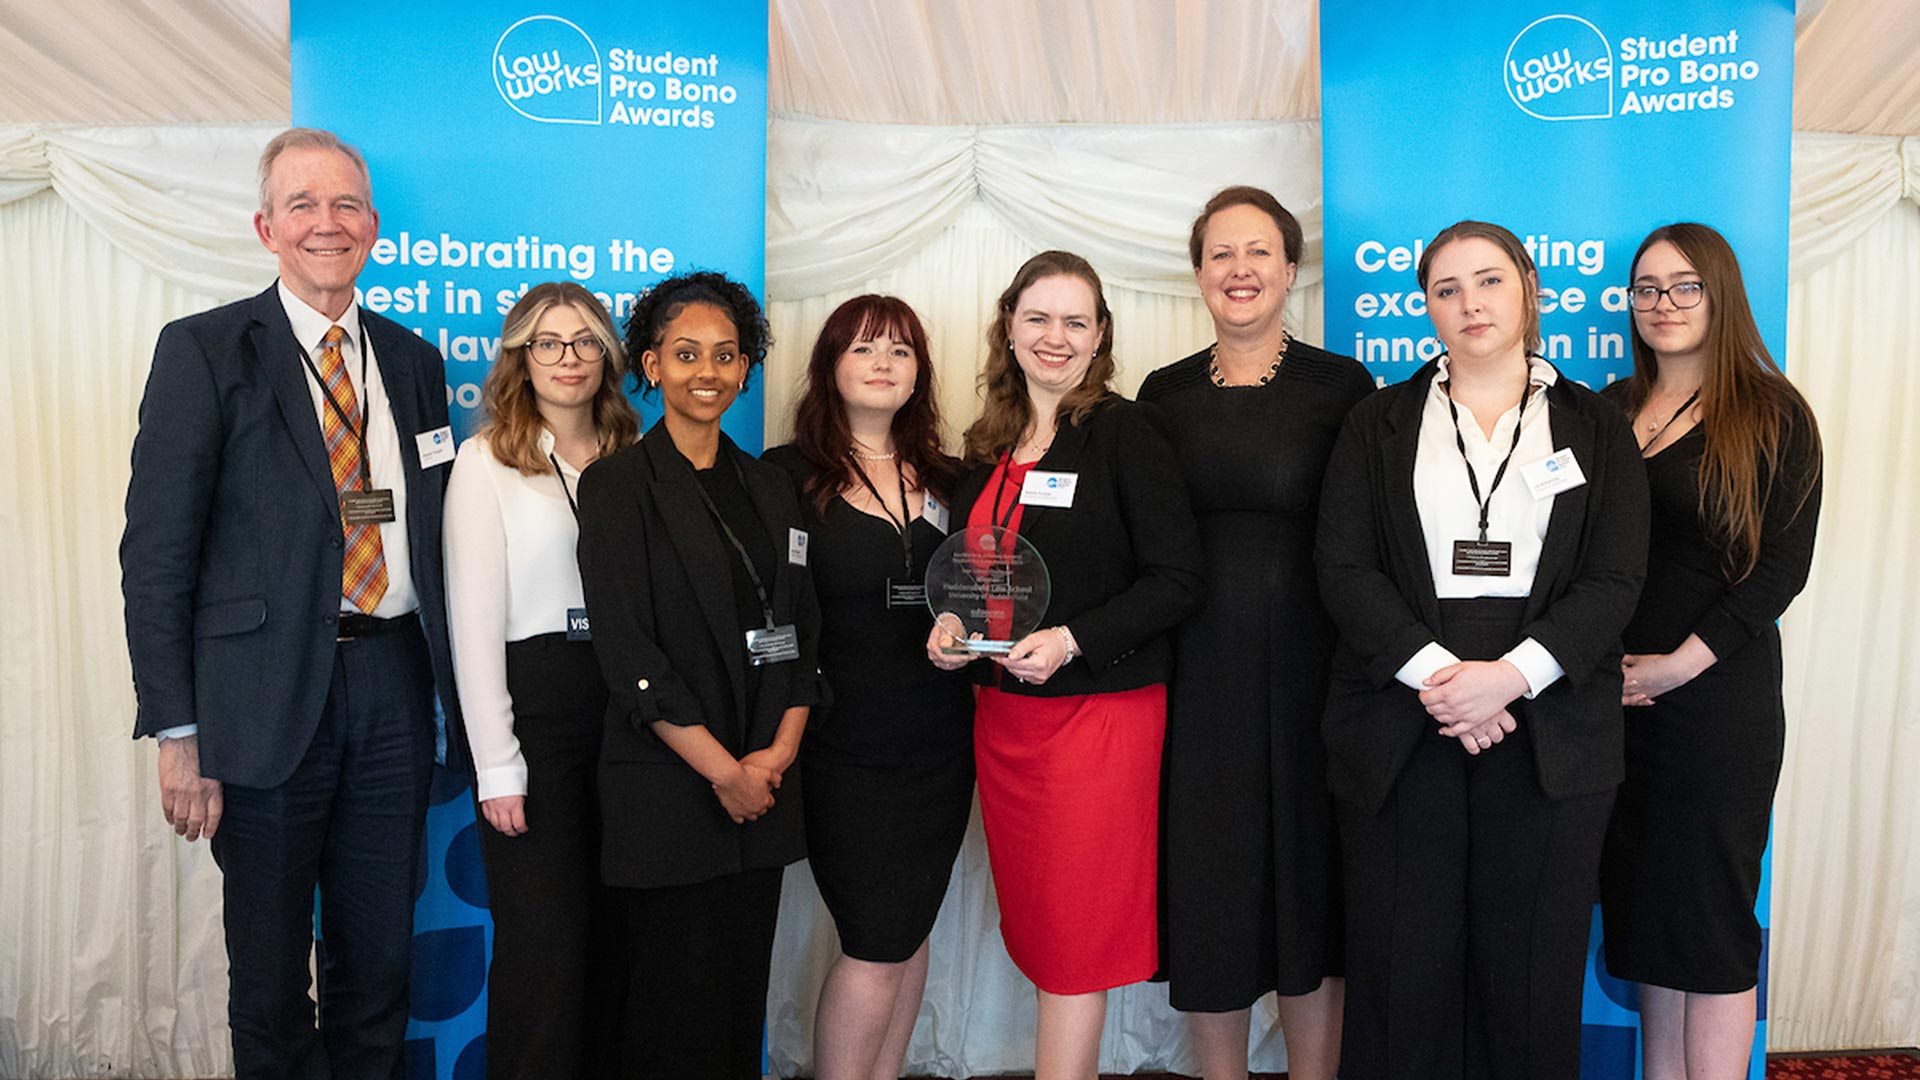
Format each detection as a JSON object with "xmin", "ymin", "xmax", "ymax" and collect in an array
[
  {"xmin": 735, "ymin": 438, "xmax": 797, "ymax": 620},
  {"xmin": 249, "ymin": 286, "xmax": 340, "ymax": 528},
  {"xmin": 1528, "ymin": 380, "xmax": 1595, "ymax": 621},
  {"xmin": 1018, "ymin": 413, "xmax": 1094, "ymax": 543},
  {"xmin": 643, "ymin": 427, "xmax": 749, "ymax": 712},
  {"xmin": 1382, "ymin": 365, "xmax": 1444, "ymax": 632}
]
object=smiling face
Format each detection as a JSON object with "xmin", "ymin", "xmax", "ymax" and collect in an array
[
  {"xmin": 1008, "ymin": 274, "xmax": 1103, "ymax": 399},
  {"xmin": 1422, "ymin": 236, "xmax": 1535, "ymax": 366},
  {"xmin": 1630, "ymin": 239, "xmax": 1711, "ymax": 362},
  {"xmin": 642, "ymin": 302, "xmax": 743, "ymax": 428},
  {"xmin": 253, "ymin": 145, "xmax": 377, "ymax": 319},
  {"xmin": 1195, "ymin": 202, "xmax": 1297, "ymax": 336},
  {"xmin": 524, "ymin": 301, "xmax": 606, "ymax": 413},
  {"xmin": 833, "ymin": 327, "xmax": 917, "ymax": 424}
]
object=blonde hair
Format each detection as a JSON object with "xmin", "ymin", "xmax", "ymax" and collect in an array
[{"xmin": 477, "ymin": 282, "xmax": 639, "ymax": 474}]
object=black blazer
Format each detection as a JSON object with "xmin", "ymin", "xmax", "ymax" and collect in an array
[
  {"xmin": 575, "ymin": 421, "xmax": 824, "ymax": 889},
  {"xmin": 121, "ymin": 283, "xmax": 466, "ymax": 786},
  {"xmin": 1314, "ymin": 361, "xmax": 1649, "ymax": 813},
  {"xmin": 951, "ymin": 398, "xmax": 1205, "ymax": 696}
]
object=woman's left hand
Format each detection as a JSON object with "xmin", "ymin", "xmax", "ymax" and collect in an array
[
  {"xmin": 1621, "ymin": 645, "xmax": 1710, "ymax": 705},
  {"xmin": 1420, "ymin": 659, "xmax": 1531, "ymax": 730},
  {"xmin": 997, "ymin": 627, "xmax": 1072, "ymax": 686}
]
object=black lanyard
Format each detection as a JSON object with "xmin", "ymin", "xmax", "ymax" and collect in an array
[
  {"xmin": 690, "ymin": 454, "xmax": 778, "ymax": 630},
  {"xmin": 987, "ymin": 453, "xmax": 1026, "ymax": 532},
  {"xmin": 547, "ymin": 453, "xmax": 580, "ymax": 520},
  {"xmin": 1639, "ymin": 389, "xmax": 1700, "ymax": 453},
  {"xmin": 295, "ymin": 320, "xmax": 374, "ymax": 490},
  {"xmin": 848, "ymin": 456, "xmax": 913, "ymax": 575},
  {"xmin": 1442, "ymin": 375, "xmax": 1535, "ymax": 543}
]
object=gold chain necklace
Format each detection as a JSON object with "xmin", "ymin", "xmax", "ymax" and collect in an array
[{"xmin": 1208, "ymin": 333, "xmax": 1290, "ymax": 387}]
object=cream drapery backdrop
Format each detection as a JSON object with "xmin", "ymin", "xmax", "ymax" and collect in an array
[{"xmin": 3, "ymin": 0, "xmax": 1920, "ymax": 1074}]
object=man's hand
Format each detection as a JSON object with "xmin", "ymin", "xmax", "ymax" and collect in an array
[{"xmin": 157, "ymin": 735, "xmax": 224, "ymax": 842}]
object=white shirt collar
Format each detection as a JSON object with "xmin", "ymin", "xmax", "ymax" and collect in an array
[
  {"xmin": 1431, "ymin": 353, "xmax": 1559, "ymax": 398},
  {"xmin": 277, "ymin": 280, "xmax": 364, "ymax": 357}
]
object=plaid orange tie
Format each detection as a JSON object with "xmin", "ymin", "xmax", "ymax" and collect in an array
[{"xmin": 318, "ymin": 325, "xmax": 389, "ymax": 612}]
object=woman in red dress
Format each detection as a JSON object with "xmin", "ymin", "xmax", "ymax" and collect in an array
[{"xmin": 926, "ymin": 250, "xmax": 1203, "ymax": 1078}]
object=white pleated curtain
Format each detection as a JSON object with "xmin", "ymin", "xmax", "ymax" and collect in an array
[{"xmin": 3, "ymin": 0, "xmax": 1920, "ymax": 1074}]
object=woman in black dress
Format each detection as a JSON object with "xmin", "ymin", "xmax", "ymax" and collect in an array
[
  {"xmin": 1599, "ymin": 223, "xmax": 1822, "ymax": 1080},
  {"xmin": 763, "ymin": 295, "xmax": 973, "ymax": 1080},
  {"xmin": 1138, "ymin": 186, "xmax": 1372, "ymax": 1080},
  {"xmin": 575, "ymin": 272, "xmax": 822, "ymax": 1078}
]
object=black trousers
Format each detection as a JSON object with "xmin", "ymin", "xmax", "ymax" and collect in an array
[
  {"xmin": 209, "ymin": 619, "xmax": 436, "ymax": 1080},
  {"xmin": 475, "ymin": 635, "xmax": 624, "ymax": 1079},
  {"xmin": 620, "ymin": 866, "xmax": 785, "ymax": 1079},
  {"xmin": 1337, "ymin": 599, "xmax": 1616, "ymax": 1080}
]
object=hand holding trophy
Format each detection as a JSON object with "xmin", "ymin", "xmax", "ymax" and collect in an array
[{"xmin": 923, "ymin": 525, "xmax": 1051, "ymax": 668}]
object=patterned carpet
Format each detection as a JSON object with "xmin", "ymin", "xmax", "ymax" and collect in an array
[{"xmin": 1769, "ymin": 1050, "xmax": 1920, "ymax": 1078}]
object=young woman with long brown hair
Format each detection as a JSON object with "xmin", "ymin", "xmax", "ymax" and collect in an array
[
  {"xmin": 1600, "ymin": 223, "xmax": 1822, "ymax": 1080},
  {"xmin": 762, "ymin": 295, "xmax": 972, "ymax": 1080},
  {"xmin": 926, "ymin": 250, "xmax": 1203, "ymax": 1079}
]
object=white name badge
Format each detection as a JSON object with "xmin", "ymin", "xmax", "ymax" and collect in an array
[
  {"xmin": 922, "ymin": 492, "xmax": 950, "ymax": 534},
  {"xmin": 788, "ymin": 527, "xmax": 809, "ymax": 566},
  {"xmin": 1019, "ymin": 470, "xmax": 1078, "ymax": 509},
  {"xmin": 416, "ymin": 426, "xmax": 456, "ymax": 468},
  {"xmin": 1520, "ymin": 447, "xmax": 1588, "ymax": 499}
]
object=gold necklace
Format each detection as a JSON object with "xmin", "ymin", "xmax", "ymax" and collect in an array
[{"xmin": 1208, "ymin": 333, "xmax": 1290, "ymax": 387}]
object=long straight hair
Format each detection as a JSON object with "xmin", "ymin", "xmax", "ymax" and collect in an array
[
  {"xmin": 786, "ymin": 295, "xmax": 962, "ymax": 515},
  {"xmin": 478, "ymin": 282, "xmax": 638, "ymax": 474},
  {"xmin": 963, "ymin": 251, "xmax": 1118, "ymax": 464},
  {"xmin": 1622, "ymin": 223, "xmax": 1820, "ymax": 580}
]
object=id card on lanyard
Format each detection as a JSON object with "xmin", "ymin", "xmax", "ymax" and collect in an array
[
  {"xmin": 693, "ymin": 455, "xmax": 800, "ymax": 666},
  {"xmin": 296, "ymin": 320, "xmax": 396, "ymax": 526}
]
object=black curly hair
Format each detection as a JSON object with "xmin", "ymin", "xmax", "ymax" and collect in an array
[{"xmin": 623, "ymin": 271, "xmax": 772, "ymax": 398}]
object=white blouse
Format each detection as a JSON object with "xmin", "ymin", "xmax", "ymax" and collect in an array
[
  {"xmin": 444, "ymin": 429, "xmax": 589, "ymax": 801},
  {"xmin": 1396, "ymin": 354, "xmax": 1566, "ymax": 699}
]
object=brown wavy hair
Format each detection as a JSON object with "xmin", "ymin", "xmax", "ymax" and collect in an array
[
  {"xmin": 962, "ymin": 251, "xmax": 1118, "ymax": 464},
  {"xmin": 787, "ymin": 295, "xmax": 963, "ymax": 515},
  {"xmin": 1416, "ymin": 220, "xmax": 1543, "ymax": 356},
  {"xmin": 1620, "ymin": 223, "xmax": 1821, "ymax": 581},
  {"xmin": 478, "ymin": 282, "xmax": 639, "ymax": 475}
]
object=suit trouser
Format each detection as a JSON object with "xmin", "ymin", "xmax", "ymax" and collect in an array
[
  {"xmin": 474, "ymin": 634, "xmax": 624, "ymax": 1080},
  {"xmin": 1337, "ymin": 598, "xmax": 1616, "ymax": 1080},
  {"xmin": 210, "ymin": 619, "xmax": 436, "ymax": 1080}
]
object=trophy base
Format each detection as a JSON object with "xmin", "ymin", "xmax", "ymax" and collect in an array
[{"xmin": 940, "ymin": 640, "xmax": 1014, "ymax": 656}]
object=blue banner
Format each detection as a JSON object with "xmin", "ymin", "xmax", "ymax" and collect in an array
[
  {"xmin": 1321, "ymin": 3, "xmax": 1793, "ymax": 1076},
  {"xmin": 292, "ymin": 3, "xmax": 767, "ymax": 1076}
]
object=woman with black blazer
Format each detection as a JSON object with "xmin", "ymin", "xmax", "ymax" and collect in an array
[
  {"xmin": 575, "ymin": 272, "xmax": 822, "ymax": 1078},
  {"xmin": 1315, "ymin": 221, "xmax": 1649, "ymax": 1080},
  {"xmin": 926, "ymin": 250, "xmax": 1204, "ymax": 1079}
]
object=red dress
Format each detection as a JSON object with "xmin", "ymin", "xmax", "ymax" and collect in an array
[{"xmin": 970, "ymin": 456, "xmax": 1165, "ymax": 994}]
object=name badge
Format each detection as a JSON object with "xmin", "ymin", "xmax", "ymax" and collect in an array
[
  {"xmin": 922, "ymin": 492, "xmax": 950, "ymax": 534},
  {"xmin": 745, "ymin": 623, "xmax": 800, "ymax": 666},
  {"xmin": 788, "ymin": 527, "xmax": 809, "ymax": 566},
  {"xmin": 886, "ymin": 580, "xmax": 928, "ymax": 609},
  {"xmin": 1452, "ymin": 539, "xmax": 1513, "ymax": 577},
  {"xmin": 415, "ymin": 426, "xmax": 456, "ymax": 468},
  {"xmin": 566, "ymin": 607, "xmax": 591, "ymax": 642},
  {"xmin": 1520, "ymin": 447, "xmax": 1588, "ymax": 499},
  {"xmin": 1019, "ymin": 470, "xmax": 1078, "ymax": 508},
  {"xmin": 340, "ymin": 488, "xmax": 397, "ymax": 526}
]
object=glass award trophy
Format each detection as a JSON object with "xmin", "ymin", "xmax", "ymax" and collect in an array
[{"xmin": 924, "ymin": 525, "xmax": 1052, "ymax": 654}]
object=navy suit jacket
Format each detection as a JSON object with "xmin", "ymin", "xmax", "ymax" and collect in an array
[{"xmin": 122, "ymin": 283, "xmax": 467, "ymax": 788}]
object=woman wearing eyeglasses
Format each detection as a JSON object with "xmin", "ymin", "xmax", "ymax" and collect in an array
[
  {"xmin": 1599, "ymin": 224, "xmax": 1822, "ymax": 1080},
  {"xmin": 444, "ymin": 281, "xmax": 639, "ymax": 1078}
]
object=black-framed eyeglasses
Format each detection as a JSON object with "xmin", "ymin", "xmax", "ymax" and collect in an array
[
  {"xmin": 527, "ymin": 337, "xmax": 608, "ymax": 366},
  {"xmin": 1628, "ymin": 281, "xmax": 1706, "ymax": 312}
]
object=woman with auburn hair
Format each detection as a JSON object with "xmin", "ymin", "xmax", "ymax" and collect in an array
[
  {"xmin": 444, "ymin": 281, "xmax": 638, "ymax": 1077},
  {"xmin": 1138, "ymin": 186, "xmax": 1373, "ymax": 1080},
  {"xmin": 1316, "ymin": 221, "xmax": 1648, "ymax": 1078},
  {"xmin": 1600, "ymin": 223, "xmax": 1822, "ymax": 1080},
  {"xmin": 927, "ymin": 251, "xmax": 1203, "ymax": 1079},
  {"xmin": 762, "ymin": 295, "xmax": 972, "ymax": 1080}
]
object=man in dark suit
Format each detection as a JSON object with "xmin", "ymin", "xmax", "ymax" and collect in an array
[{"xmin": 121, "ymin": 127, "xmax": 466, "ymax": 1079}]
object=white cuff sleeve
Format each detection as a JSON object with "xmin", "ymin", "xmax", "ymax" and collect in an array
[
  {"xmin": 474, "ymin": 758, "xmax": 530, "ymax": 803},
  {"xmin": 1395, "ymin": 642, "xmax": 1462, "ymax": 691},
  {"xmin": 155, "ymin": 725, "xmax": 198, "ymax": 740},
  {"xmin": 1502, "ymin": 637, "xmax": 1566, "ymax": 699}
]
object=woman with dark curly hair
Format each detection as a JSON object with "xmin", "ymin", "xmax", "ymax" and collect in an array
[{"xmin": 575, "ymin": 271, "xmax": 824, "ymax": 1077}]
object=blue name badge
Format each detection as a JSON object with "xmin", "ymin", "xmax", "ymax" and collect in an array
[{"xmin": 566, "ymin": 607, "xmax": 591, "ymax": 642}]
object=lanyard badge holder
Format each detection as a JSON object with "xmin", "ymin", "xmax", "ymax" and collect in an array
[
  {"xmin": 550, "ymin": 452, "xmax": 593, "ymax": 641},
  {"xmin": 694, "ymin": 456, "xmax": 800, "ymax": 666},
  {"xmin": 1444, "ymin": 376, "xmax": 1534, "ymax": 578},
  {"xmin": 848, "ymin": 457, "xmax": 927, "ymax": 609},
  {"xmin": 298, "ymin": 322, "xmax": 396, "ymax": 527}
]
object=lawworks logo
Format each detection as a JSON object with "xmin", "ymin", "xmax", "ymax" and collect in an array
[
  {"xmin": 494, "ymin": 15, "xmax": 602, "ymax": 124},
  {"xmin": 1504, "ymin": 15, "xmax": 1615, "ymax": 121}
]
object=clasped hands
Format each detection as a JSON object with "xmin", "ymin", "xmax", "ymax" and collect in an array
[
  {"xmin": 1420, "ymin": 660, "xmax": 1530, "ymax": 757},
  {"xmin": 925, "ymin": 615, "xmax": 1073, "ymax": 685},
  {"xmin": 714, "ymin": 744, "xmax": 794, "ymax": 824}
]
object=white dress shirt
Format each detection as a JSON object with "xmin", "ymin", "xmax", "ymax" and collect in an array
[
  {"xmin": 1396, "ymin": 354, "xmax": 1567, "ymax": 698},
  {"xmin": 443, "ymin": 429, "xmax": 589, "ymax": 802}
]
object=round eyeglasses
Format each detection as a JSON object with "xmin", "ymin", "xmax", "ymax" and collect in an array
[
  {"xmin": 1628, "ymin": 281, "xmax": 1706, "ymax": 312},
  {"xmin": 528, "ymin": 337, "xmax": 607, "ymax": 366}
]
